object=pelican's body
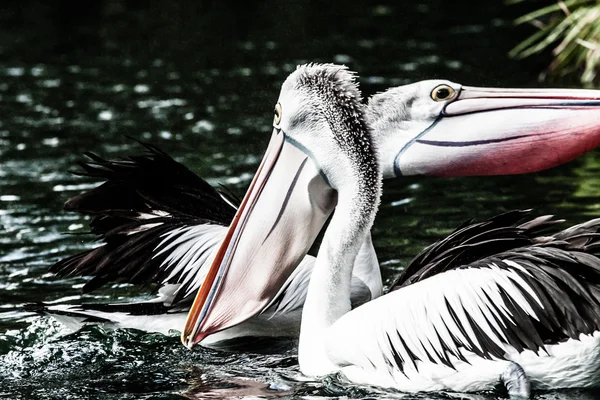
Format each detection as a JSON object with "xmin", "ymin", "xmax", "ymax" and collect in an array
[
  {"xmin": 324, "ymin": 212, "xmax": 600, "ymax": 393},
  {"xmin": 334, "ymin": 317, "xmax": 600, "ymax": 392},
  {"xmin": 182, "ymin": 63, "xmax": 600, "ymax": 397}
]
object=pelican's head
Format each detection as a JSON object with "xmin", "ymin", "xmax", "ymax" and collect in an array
[
  {"xmin": 368, "ymin": 80, "xmax": 600, "ymax": 178},
  {"xmin": 181, "ymin": 64, "xmax": 379, "ymax": 348}
]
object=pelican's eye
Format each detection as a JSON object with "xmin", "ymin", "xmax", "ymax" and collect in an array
[
  {"xmin": 273, "ymin": 103, "xmax": 282, "ymax": 126},
  {"xmin": 431, "ymin": 85, "xmax": 456, "ymax": 101}
]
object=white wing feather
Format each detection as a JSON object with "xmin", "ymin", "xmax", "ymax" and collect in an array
[{"xmin": 326, "ymin": 265, "xmax": 544, "ymax": 379}]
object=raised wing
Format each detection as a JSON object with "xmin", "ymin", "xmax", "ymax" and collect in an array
[
  {"xmin": 50, "ymin": 141, "xmax": 237, "ymax": 301},
  {"xmin": 51, "ymin": 141, "xmax": 383, "ymax": 309}
]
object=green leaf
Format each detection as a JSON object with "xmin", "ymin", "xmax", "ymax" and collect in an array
[{"xmin": 510, "ymin": 0, "xmax": 600, "ymax": 84}]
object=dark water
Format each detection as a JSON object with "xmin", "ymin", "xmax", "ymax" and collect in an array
[{"xmin": 1, "ymin": 1, "xmax": 599, "ymax": 399}]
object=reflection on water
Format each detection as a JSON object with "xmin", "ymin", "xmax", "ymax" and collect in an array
[
  {"xmin": 0, "ymin": 1, "xmax": 599, "ymax": 399},
  {"xmin": 183, "ymin": 372, "xmax": 293, "ymax": 399}
]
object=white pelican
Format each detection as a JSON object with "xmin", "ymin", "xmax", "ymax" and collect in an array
[
  {"xmin": 46, "ymin": 65, "xmax": 600, "ymax": 349},
  {"xmin": 43, "ymin": 143, "xmax": 381, "ymax": 344},
  {"xmin": 181, "ymin": 63, "xmax": 600, "ymax": 397}
]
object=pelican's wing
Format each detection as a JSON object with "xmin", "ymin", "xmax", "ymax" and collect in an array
[
  {"xmin": 390, "ymin": 210, "xmax": 564, "ymax": 289},
  {"xmin": 50, "ymin": 142, "xmax": 237, "ymax": 302},
  {"xmin": 51, "ymin": 142, "xmax": 382, "ymax": 309},
  {"xmin": 330, "ymin": 231, "xmax": 600, "ymax": 375}
]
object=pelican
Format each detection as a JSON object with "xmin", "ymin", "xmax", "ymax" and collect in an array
[
  {"xmin": 181, "ymin": 63, "xmax": 600, "ymax": 397},
  {"xmin": 43, "ymin": 143, "xmax": 381, "ymax": 344},
  {"xmin": 46, "ymin": 66, "xmax": 600, "ymax": 348}
]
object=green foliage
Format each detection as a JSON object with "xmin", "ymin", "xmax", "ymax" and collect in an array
[{"xmin": 510, "ymin": 0, "xmax": 600, "ymax": 85}]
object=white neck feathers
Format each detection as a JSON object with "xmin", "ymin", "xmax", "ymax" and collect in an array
[{"xmin": 298, "ymin": 186, "xmax": 379, "ymax": 376}]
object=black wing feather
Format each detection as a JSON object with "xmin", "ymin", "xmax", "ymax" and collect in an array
[
  {"xmin": 50, "ymin": 141, "xmax": 238, "ymax": 296},
  {"xmin": 388, "ymin": 210, "xmax": 600, "ymax": 369}
]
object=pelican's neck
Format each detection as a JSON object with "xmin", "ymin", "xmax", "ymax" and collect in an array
[
  {"xmin": 352, "ymin": 231, "xmax": 382, "ymax": 301},
  {"xmin": 298, "ymin": 186, "xmax": 380, "ymax": 376}
]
